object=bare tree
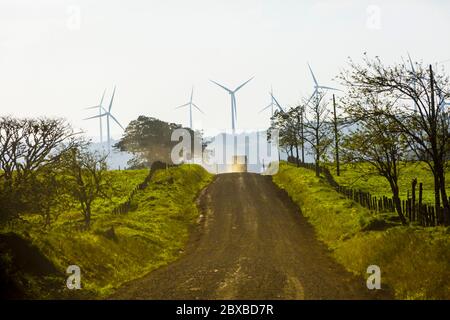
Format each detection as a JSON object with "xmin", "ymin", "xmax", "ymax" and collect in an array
[
  {"xmin": 303, "ymin": 91, "xmax": 333, "ymax": 177},
  {"xmin": 0, "ymin": 116, "xmax": 80, "ymax": 220},
  {"xmin": 332, "ymin": 94, "xmax": 341, "ymax": 176},
  {"xmin": 339, "ymin": 54, "xmax": 450, "ymax": 220}
]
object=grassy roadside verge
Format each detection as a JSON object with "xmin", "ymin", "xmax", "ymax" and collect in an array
[
  {"xmin": 273, "ymin": 162, "xmax": 450, "ymax": 299},
  {"xmin": 0, "ymin": 164, "xmax": 213, "ymax": 299},
  {"xmin": 324, "ymin": 162, "xmax": 450, "ymax": 205}
]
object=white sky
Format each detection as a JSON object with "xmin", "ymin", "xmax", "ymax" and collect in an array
[{"xmin": 1, "ymin": 0, "xmax": 449, "ymax": 140}]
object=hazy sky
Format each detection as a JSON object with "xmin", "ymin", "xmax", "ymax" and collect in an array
[{"xmin": 1, "ymin": 0, "xmax": 449, "ymax": 140}]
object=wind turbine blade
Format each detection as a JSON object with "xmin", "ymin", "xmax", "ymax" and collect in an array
[
  {"xmin": 307, "ymin": 63, "xmax": 318, "ymax": 86},
  {"xmin": 234, "ymin": 76, "xmax": 254, "ymax": 92},
  {"xmin": 304, "ymin": 91, "xmax": 316, "ymax": 106},
  {"xmin": 270, "ymin": 93, "xmax": 284, "ymax": 113},
  {"xmin": 175, "ymin": 103, "xmax": 190, "ymax": 109},
  {"xmin": 84, "ymin": 105, "xmax": 101, "ymax": 110},
  {"xmin": 108, "ymin": 86, "xmax": 116, "ymax": 112},
  {"xmin": 318, "ymin": 85, "xmax": 342, "ymax": 92},
  {"xmin": 100, "ymin": 89, "xmax": 106, "ymax": 106},
  {"xmin": 192, "ymin": 103, "xmax": 205, "ymax": 114},
  {"xmin": 84, "ymin": 114, "xmax": 107, "ymax": 120},
  {"xmin": 407, "ymin": 52, "xmax": 416, "ymax": 72},
  {"xmin": 259, "ymin": 104, "xmax": 272, "ymax": 113},
  {"xmin": 210, "ymin": 80, "xmax": 232, "ymax": 93},
  {"xmin": 109, "ymin": 113, "xmax": 125, "ymax": 130},
  {"xmin": 190, "ymin": 86, "xmax": 194, "ymax": 103}
]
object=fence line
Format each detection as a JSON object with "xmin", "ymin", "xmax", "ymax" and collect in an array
[
  {"xmin": 112, "ymin": 161, "xmax": 175, "ymax": 215},
  {"xmin": 293, "ymin": 161, "xmax": 449, "ymax": 227}
]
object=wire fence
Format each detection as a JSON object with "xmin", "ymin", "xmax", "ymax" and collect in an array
[
  {"xmin": 112, "ymin": 161, "xmax": 175, "ymax": 215},
  {"xmin": 293, "ymin": 161, "xmax": 449, "ymax": 227}
]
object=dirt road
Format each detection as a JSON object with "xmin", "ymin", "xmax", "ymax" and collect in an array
[{"xmin": 112, "ymin": 173, "xmax": 389, "ymax": 299}]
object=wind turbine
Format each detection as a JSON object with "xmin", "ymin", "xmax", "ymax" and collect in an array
[
  {"xmin": 175, "ymin": 87, "xmax": 204, "ymax": 129},
  {"xmin": 259, "ymin": 86, "xmax": 284, "ymax": 117},
  {"xmin": 210, "ymin": 77, "xmax": 254, "ymax": 132},
  {"xmin": 305, "ymin": 63, "xmax": 340, "ymax": 107},
  {"xmin": 84, "ymin": 86, "xmax": 124, "ymax": 154},
  {"xmin": 84, "ymin": 89, "xmax": 106, "ymax": 144},
  {"xmin": 269, "ymin": 92, "xmax": 286, "ymax": 114}
]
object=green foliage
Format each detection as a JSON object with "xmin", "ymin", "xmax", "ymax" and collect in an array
[
  {"xmin": 0, "ymin": 165, "xmax": 212, "ymax": 298},
  {"xmin": 273, "ymin": 162, "xmax": 450, "ymax": 299},
  {"xmin": 114, "ymin": 116, "xmax": 201, "ymax": 168}
]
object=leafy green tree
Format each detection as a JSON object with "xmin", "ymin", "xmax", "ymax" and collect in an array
[
  {"xmin": 269, "ymin": 106, "xmax": 306, "ymax": 166},
  {"xmin": 269, "ymin": 110, "xmax": 294, "ymax": 162},
  {"xmin": 62, "ymin": 148, "xmax": 110, "ymax": 229},
  {"xmin": 28, "ymin": 165, "xmax": 73, "ymax": 228},
  {"xmin": 115, "ymin": 116, "xmax": 200, "ymax": 168}
]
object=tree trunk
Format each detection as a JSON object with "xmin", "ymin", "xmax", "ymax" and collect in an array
[
  {"xmin": 436, "ymin": 163, "xmax": 449, "ymax": 224},
  {"xmin": 433, "ymin": 171, "xmax": 441, "ymax": 212},
  {"xmin": 44, "ymin": 210, "xmax": 51, "ymax": 228},
  {"xmin": 84, "ymin": 203, "xmax": 91, "ymax": 229},
  {"xmin": 333, "ymin": 94, "xmax": 340, "ymax": 176},
  {"xmin": 315, "ymin": 153, "xmax": 320, "ymax": 177},
  {"xmin": 300, "ymin": 112, "xmax": 305, "ymax": 164},
  {"xmin": 391, "ymin": 185, "xmax": 407, "ymax": 225}
]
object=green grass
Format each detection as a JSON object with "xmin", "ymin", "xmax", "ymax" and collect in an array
[
  {"xmin": 273, "ymin": 162, "xmax": 450, "ymax": 299},
  {"xmin": 325, "ymin": 162, "xmax": 450, "ymax": 205},
  {"xmin": 1, "ymin": 164, "xmax": 213, "ymax": 298}
]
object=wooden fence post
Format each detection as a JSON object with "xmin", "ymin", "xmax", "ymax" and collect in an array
[
  {"xmin": 411, "ymin": 178, "xmax": 417, "ymax": 222},
  {"xmin": 418, "ymin": 183, "xmax": 423, "ymax": 226}
]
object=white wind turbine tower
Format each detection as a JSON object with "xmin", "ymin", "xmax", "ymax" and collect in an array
[
  {"xmin": 210, "ymin": 77, "xmax": 254, "ymax": 132},
  {"xmin": 175, "ymin": 87, "xmax": 204, "ymax": 129},
  {"xmin": 305, "ymin": 63, "xmax": 341, "ymax": 106},
  {"xmin": 84, "ymin": 86, "xmax": 125, "ymax": 154},
  {"xmin": 84, "ymin": 89, "xmax": 106, "ymax": 144}
]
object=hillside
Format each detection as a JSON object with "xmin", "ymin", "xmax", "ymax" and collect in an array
[{"xmin": 0, "ymin": 165, "xmax": 212, "ymax": 299}]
